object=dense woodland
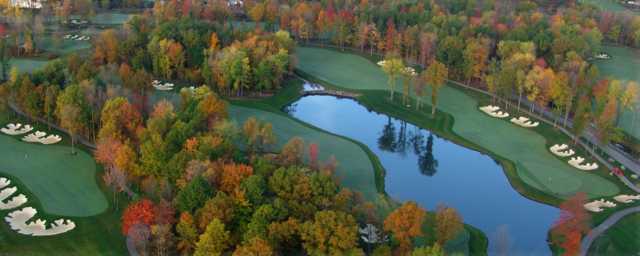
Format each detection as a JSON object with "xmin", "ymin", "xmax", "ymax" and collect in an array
[{"xmin": 0, "ymin": 0, "xmax": 639, "ymax": 255}]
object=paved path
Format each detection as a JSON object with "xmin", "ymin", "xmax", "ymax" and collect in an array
[{"xmin": 579, "ymin": 206, "xmax": 640, "ymax": 256}]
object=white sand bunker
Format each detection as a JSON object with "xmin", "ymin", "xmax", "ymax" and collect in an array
[
  {"xmin": 0, "ymin": 177, "xmax": 10, "ymax": 189},
  {"xmin": 63, "ymin": 34, "xmax": 90, "ymax": 41},
  {"xmin": 22, "ymin": 131, "xmax": 62, "ymax": 145},
  {"xmin": 584, "ymin": 199, "xmax": 617, "ymax": 212},
  {"xmin": 1, "ymin": 123, "xmax": 34, "ymax": 135},
  {"xmin": 479, "ymin": 105, "xmax": 509, "ymax": 118},
  {"xmin": 568, "ymin": 156, "xmax": 599, "ymax": 171},
  {"xmin": 0, "ymin": 186, "xmax": 28, "ymax": 210},
  {"xmin": 510, "ymin": 116, "xmax": 539, "ymax": 128},
  {"xmin": 549, "ymin": 144, "xmax": 575, "ymax": 157},
  {"xmin": 152, "ymin": 80, "xmax": 175, "ymax": 91},
  {"xmin": 5, "ymin": 207, "xmax": 76, "ymax": 236},
  {"xmin": 614, "ymin": 194, "xmax": 640, "ymax": 203}
]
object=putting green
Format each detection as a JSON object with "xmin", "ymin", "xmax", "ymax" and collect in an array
[
  {"xmin": 0, "ymin": 131, "xmax": 107, "ymax": 217},
  {"xmin": 297, "ymin": 46, "xmax": 619, "ymax": 199},
  {"xmin": 229, "ymin": 105, "xmax": 378, "ymax": 200},
  {"xmin": 595, "ymin": 45, "xmax": 640, "ymax": 139}
]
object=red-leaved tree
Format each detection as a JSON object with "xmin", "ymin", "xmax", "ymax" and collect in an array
[
  {"xmin": 551, "ymin": 192, "xmax": 591, "ymax": 256},
  {"xmin": 122, "ymin": 199, "xmax": 156, "ymax": 235},
  {"xmin": 309, "ymin": 143, "xmax": 319, "ymax": 170}
]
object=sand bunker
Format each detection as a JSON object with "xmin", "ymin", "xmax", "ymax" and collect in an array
[
  {"xmin": 613, "ymin": 194, "xmax": 640, "ymax": 203},
  {"xmin": 510, "ymin": 116, "xmax": 539, "ymax": 128},
  {"xmin": 549, "ymin": 144, "xmax": 576, "ymax": 157},
  {"xmin": 479, "ymin": 105, "xmax": 510, "ymax": 118},
  {"xmin": 22, "ymin": 132, "xmax": 61, "ymax": 144},
  {"xmin": 5, "ymin": 207, "xmax": 76, "ymax": 236},
  {"xmin": 584, "ymin": 199, "xmax": 617, "ymax": 212},
  {"xmin": 568, "ymin": 156, "xmax": 599, "ymax": 171},
  {"xmin": 152, "ymin": 80, "xmax": 175, "ymax": 91},
  {"xmin": 1, "ymin": 123, "xmax": 34, "ymax": 135}
]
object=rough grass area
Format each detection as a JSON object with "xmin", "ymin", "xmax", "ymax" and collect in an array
[
  {"xmin": 296, "ymin": 46, "xmax": 621, "ymax": 200},
  {"xmin": 0, "ymin": 112, "xmax": 107, "ymax": 217},
  {"xmin": 588, "ymin": 212, "xmax": 640, "ymax": 255}
]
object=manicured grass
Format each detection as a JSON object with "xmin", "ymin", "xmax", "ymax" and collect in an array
[
  {"xmin": 588, "ymin": 213, "xmax": 640, "ymax": 255},
  {"xmin": 595, "ymin": 45, "xmax": 640, "ymax": 140},
  {"xmin": 296, "ymin": 46, "xmax": 621, "ymax": 200},
  {"xmin": 0, "ymin": 112, "xmax": 107, "ymax": 217},
  {"xmin": 91, "ymin": 13, "xmax": 133, "ymax": 25},
  {"xmin": 0, "ymin": 112, "xmax": 126, "ymax": 255},
  {"xmin": 579, "ymin": 0, "xmax": 628, "ymax": 12}
]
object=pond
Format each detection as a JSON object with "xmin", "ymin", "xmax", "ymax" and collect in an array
[{"xmin": 286, "ymin": 95, "xmax": 560, "ymax": 255}]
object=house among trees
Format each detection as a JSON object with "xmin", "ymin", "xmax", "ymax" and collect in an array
[{"xmin": 9, "ymin": 0, "xmax": 42, "ymax": 9}]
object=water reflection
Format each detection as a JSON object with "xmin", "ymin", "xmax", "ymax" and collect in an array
[
  {"xmin": 377, "ymin": 119, "xmax": 438, "ymax": 177},
  {"xmin": 287, "ymin": 95, "xmax": 558, "ymax": 255},
  {"xmin": 419, "ymin": 134, "xmax": 438, "ymax": 177}
]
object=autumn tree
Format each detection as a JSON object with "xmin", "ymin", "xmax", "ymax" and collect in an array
[
  {"xmin": 380, "ymin": 57, "xmax": 405, "ymax": 101},
  {"xmin": 463, "ymin": 37, "xmax": 490, "ymax": 84},
  {"xmin": 435, "ymin": 205, "xmax": 464, "ymax": 245},
  {"xmin": 424, "ymin": 61, "xmax": 448, "ymax": 117},
  {"xmin": 93, "ymin": 29, "xmax": 119, "ymax": 65},
  {"xmin": 56, "ymin": 84, "xmax": 86, "ymax": 154},
  {"xmin": 194, "ymin": 218, "xmax": 229, "ymax": 256},
  {"xmin": 243, "ymin": 117, "xmax": 276, "ymax": 154},
  {"xmin": 233, "ymin": 237, "xmax": 273, "ymax": 256},
  {"xmin": 279, "ymin": 136, "xmax": 305, "ymax": 166},
  {"xmin": 551, "ymin": 192, "xmax": 591, "ymax": 256},
  {"xmin": 300, "ymin": 210, "xmax": 360, "ymax": 255},
  {"xmin": 384, "ymin": 201, "xmax": 426, "ymax": 254},
  {"xmin": 122, "ymin": 199, "xmax": 156, "ymax": 235},
  {"xmin": 220, "ymin": 163, "xmax": 253, "ymax": 198}
]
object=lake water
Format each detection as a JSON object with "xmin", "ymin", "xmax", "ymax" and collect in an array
[{"xmin": 286, "ymin": 95, "xmax": 560, "ymax": 255}]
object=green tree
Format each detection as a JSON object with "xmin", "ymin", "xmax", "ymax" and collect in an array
[
  {"xmin": 175, "ymin": 176, "xmax": 213, "ymax": 212},
  {"xmin": 176, "ymin": 212, "xmax": 199, "ymax": 255},
  {"xmin": 411, "ymin": 244, "xmax": 444, "ymax": 256}
]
